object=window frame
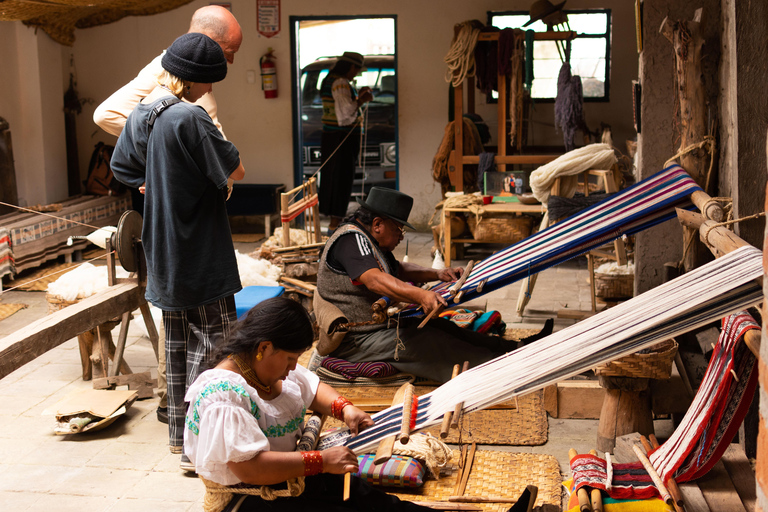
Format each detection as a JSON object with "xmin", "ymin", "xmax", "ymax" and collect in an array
[{"xmin": 486, "ymin": 8, "xmax": 612, "ymax": 103}]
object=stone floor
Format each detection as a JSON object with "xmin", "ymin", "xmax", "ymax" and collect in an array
[{"xmin": 0, "ymin": 227, "xmax": 669, "ymax": 511}]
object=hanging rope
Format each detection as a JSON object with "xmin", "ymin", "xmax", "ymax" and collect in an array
[{"xmin": 444, "ymin": 21, "xmax": 483, "ymax": 87}]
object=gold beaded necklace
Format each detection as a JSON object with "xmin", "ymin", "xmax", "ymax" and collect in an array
[{"xmin": 228, "ymin": 354, "xmax": 272, "ymax": 393}]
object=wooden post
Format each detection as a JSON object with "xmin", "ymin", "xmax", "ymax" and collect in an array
[
  {"xmin": 660, "ymin": 9, "xmax": 708, "ymax": 272},
  {"xmin": 596, "ymin": 376, "xmax": 654, "ymax": 453}
]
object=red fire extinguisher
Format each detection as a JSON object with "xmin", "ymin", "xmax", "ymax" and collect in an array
[{"xmin": 260, "ymin": 48, "xmax": 277, "ymax": 99}]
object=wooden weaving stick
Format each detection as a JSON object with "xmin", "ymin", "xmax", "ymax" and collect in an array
[
  {"xmin": 588, "ymin": 450, "xmax": 603, "ymax": 512},
  {"xmin": 373, "ymin": 383, "xmax": 413, "ymax": 464},
  {"xmin": 455, "ymin": 443, "xmax": 476, "ymax": 497},
  {"xmin": 646, "ymin": 434, "xmax": 685, "ymax": 510},
  {"xmin": 450, "ymin": 361, "xmax": 470, "ymax": 429},
  {"xmin": 419, "ymin": 260, "xmax": 474, "ymax": 329},
  {"xmin": 440, "ymin": 364, "xmax": 462, "ymax": 438},
  {"xmin": 632, "ymin": 444, "xmax": 673, "ymax": 506}
]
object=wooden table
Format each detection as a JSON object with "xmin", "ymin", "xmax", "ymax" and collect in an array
[{"xmin": 443, "ymin": 202, "xmax": 545, "ymax": 266}]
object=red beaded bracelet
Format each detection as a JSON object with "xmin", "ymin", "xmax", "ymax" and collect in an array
[
  {"xmin": 302, "ymin": 450, "xmax": 323, "ymax": 476},
  {"xmin": 331, "ymin": 396, "xmax": 353, "ymax": 420}
]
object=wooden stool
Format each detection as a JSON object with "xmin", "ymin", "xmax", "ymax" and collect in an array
[{"xmin": 596, "ymin": 375, "xmax": 654, "ymax": 453}]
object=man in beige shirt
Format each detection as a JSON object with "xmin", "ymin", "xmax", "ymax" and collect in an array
[
  {"xmin": 92, "ymin": 4, "xmax": 242, "ymax": 428},
  {"xmin": 94, "ymin": 5, "xmax": 241, "ymax": 138}
]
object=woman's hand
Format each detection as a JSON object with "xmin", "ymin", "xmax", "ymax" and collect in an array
[
  {"xmin": 343, "ymin": 406, "xmax": 374, "ymax": 437},
  {"xmin": 321, "ymin": 446, "xmax": 359, "ymax": 474}
]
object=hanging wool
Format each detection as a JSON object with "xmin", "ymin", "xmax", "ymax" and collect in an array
[
  {"xmin": 554, "ymin": 41, "xmax": 585, "ymax": 151},
  {"xmin": 501, "ymin": 29, "xmax": 525, "ymax": 146},
  {"xmin": 473, "ymin": 26, "xmax": 499, "ymax": 95}
]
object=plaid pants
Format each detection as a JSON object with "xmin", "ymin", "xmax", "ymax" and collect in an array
[{"xmin": 162, "ymin": 295, "xmax": 237, "ymax": 448}]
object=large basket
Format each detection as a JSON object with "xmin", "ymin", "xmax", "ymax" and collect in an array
[
  {"xmin": 467, "ymin": 214, "xmax": 533, "ymax": 244},
  {"xmin": 594, "ymin": 272, "xmax": 634, "ymax": 300},
  {"xmin": 593, "ymin": 339, "xmax": 678, "ymax": 379}
]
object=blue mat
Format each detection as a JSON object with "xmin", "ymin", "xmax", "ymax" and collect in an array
[{"xmin": 234, "ymin": 286, "xmax": 285, "ymax": 319}]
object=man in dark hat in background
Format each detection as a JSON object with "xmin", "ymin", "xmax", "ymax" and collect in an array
[
  {"xmin": 318, "ymin": 51, "xmax": 374, "ymax": 236},
  {"xmin": 315, "ymin": 187, "xmax": 515, "ymax": 383}
]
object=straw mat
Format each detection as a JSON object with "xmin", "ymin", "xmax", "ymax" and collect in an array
[
  {"xmin": 503, "ymin": 328, "xmax": 542, "ymax": 341},
  {"xmin": 0, "ymin": 303, "xmax": 27, "ymax": 322},
  {"xmin": 391, "ymin": 449, "xmax": 561, "ymax": 511},
  {"xmin": 322, "ymin": 387, "xmax": 547, "ymax": 446},
  {"xmin": 422, "ymin": 390, "xmax": 548, "ymax": 446}
]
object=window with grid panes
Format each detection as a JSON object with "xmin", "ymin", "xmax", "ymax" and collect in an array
[{"xmin": 488, "ymin": 9, "xmax": 611, "ymax": 101}]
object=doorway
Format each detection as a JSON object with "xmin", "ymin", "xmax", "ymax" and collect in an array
[{"xmin": 289, "ymin": 16, "xmax": 398, "ymax": 198}]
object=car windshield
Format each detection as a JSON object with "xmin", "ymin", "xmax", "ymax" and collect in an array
[{"xmin": 301, "ymin": 65, "xmax": 395, "ymax": 106}]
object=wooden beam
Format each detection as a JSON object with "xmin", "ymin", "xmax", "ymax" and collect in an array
[
  {"xmin": 0, "ymin": 282, "xmax": 146, "ymax": 380},
  {"xmin": 721, "ymin": 444, "xmax": 756, "ymax": 512},
  {"xmin": 697, "ymin": 460, "xmax": 747, "ymax": 512}
]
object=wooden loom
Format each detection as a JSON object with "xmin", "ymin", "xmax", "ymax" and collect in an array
[
  {"xmin": 280, "ymin": 177, "xmax": 321, "ymax": 248},
  {"xmin": 0, "ymin": 210, "xmax": 160, "ymax": 386}
]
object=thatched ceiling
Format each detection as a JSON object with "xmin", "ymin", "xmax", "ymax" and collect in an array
[{"xmin": 0, "ymin": 0, "xmax": 194, "ymax": 46}]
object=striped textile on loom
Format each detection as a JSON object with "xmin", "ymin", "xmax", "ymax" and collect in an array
[
  {"xmin": 0, "ymin": 227, "xmax": 12, "ymax": 279},
  {"xmin": 567, "ymin": 311, "xmax": 759, "ymax": 498},
  {"xmin": 318, "ymin": 246, "xmax": 764, "ymax": 454},
  {"xmin": 397, "ymin": 164, "xmax": 701, "ymax": 317},
  {"xmin": 320, "ymin": 357, "xmax": 400, "ymax": 380}
]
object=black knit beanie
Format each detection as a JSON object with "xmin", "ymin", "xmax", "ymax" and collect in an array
[{"xmin": 161, "ymin": 33, "xmax": 227, "ymax": 83}]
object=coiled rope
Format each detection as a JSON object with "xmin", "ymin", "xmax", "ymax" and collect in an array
[{"xmin": 444, "ymin": 21, "xmax": 482, "ymax": 87}]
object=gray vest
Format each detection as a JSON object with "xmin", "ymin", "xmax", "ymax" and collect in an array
[{"xmin": 317, "ymin": 223, "xmax": 395, "ymax": 333}]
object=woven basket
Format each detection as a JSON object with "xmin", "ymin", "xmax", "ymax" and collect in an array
[
  {"xmin": 594, "ymin": 272, "xmax": 634, "ymax": 299},
  {"xmin": 593, "ymin": 339, "xmax": 678, "ymax": 379},
  {"xmin": 467, "ymin": 214, "xmax": 533, "ymax": 244}
]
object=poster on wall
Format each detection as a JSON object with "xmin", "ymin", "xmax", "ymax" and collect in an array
[{"xmin": 257, "ymin": 0, "xmax": 280, "ymax": 38}]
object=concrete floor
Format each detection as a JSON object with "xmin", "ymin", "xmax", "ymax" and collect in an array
[{"xmin": 0, "ymin": 228, "xmax": 669, "ymax": 511}]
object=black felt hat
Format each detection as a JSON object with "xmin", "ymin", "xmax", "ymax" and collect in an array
[
  {"xmin": 356, "ymin": 187, "xmax": 415, "ymax": 230},
  {"xmin": 162, "ymin": 33, "xmax": 227, "ymax": 83},
  {"xmin": 523, "ymin": 0, "xmax": 567, "ymax": 27}
]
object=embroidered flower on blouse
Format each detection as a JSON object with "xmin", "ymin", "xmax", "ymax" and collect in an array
[{"xmin": 186, "ymin": 380, "xmax": 259, "ymax": 435}]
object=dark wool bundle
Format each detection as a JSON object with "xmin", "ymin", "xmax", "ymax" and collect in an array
[
  {"xmin": 554, "ymin": 41, "xmax": 584, "ymax": 151},
  {"xmin": 554, "ymin": 60, "xmax": 584, "ymax": 152},
  {"xmin": 474, "ymin": 26, "xmax": 499, "ymax": 95},
  {"xmin": 497, "ymin": 28, "xmax": 517, "ymax": 77}
]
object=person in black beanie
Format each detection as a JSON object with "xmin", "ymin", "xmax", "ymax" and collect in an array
[{"xmin": 110, "ymin": 32, "xmax": 245, "ymax": 472}]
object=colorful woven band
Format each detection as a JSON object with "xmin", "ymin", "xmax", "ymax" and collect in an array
[
  {"xmin": 331, "ymin": 396, "xmax": 353, "ymax": 420},
  {"xmin": 302, "ymin": 450, "xmax": 323, "ymax": 476}
]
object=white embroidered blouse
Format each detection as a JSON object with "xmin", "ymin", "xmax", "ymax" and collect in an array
[{"xmin": 184, "ymin": 365, "xmax": 320, "ymax": 485}]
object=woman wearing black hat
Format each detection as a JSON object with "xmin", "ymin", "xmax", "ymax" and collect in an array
[
  {"xmin": 318, "ymin": 51, "xmax": 374, "ymax": 235},
  {"xmin": 111, "ymin": 32, "xmax": 245, "ymax": 465}
]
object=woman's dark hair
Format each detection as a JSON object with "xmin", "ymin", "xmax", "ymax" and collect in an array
[{"xmin": 208, "ymin": 297, "xmax": 313, "ymax": 367}]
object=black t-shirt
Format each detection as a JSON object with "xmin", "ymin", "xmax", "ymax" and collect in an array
[
  {"xmin": 111, "ymin": 97, "xmax": 242, "ymax": 310},
  {"xmin": 326, "ymin": 225, "xmax": 399, "ymax": 281}
]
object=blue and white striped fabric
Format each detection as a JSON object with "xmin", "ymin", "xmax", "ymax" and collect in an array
[{"xmin": 401, "ymin": 164, "xmax": 702, "ymax": 316}]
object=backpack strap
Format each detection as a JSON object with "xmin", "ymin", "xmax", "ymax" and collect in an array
[{"xmin": 147, "ymin": 97, "xmax": 181, "ymax": 128}]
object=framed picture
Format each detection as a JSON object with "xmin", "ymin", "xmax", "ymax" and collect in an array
[{"xmin": 483, "ymin": 171, "xmax": 528, "ymax": 198}]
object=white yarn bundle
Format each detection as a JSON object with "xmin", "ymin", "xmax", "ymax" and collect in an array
[
  {"xmin": 235, "ymin": 250, "xmax": 281, "ymax": 287},
  {"xmin": 529, "ymin": 143, "xmax": 617, "ymax": 203},
  {"xmin": 595, "ymin": 260, "xmax": 635, "ymax": 276},
  {"xmin": 47, "ymin": 263, "xmax": 130, "ymax": 301}
]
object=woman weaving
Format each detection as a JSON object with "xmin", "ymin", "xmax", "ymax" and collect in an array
[
  {"xmin": 186, "ymin": 297, "xmax": 535, "ymax": 511},
  {"xmin": 185, "ymin": 297, "xmax": 429, "ymax": 511}
]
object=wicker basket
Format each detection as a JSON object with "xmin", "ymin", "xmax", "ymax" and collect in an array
[
  {"xmin": 593, "ymin": 339, "xmax": 678, "ymax": 379},
  {"xmin": 594, "ymin": 272, "xmax": 634, "ymax": 300},
  {"xmin": 467, "ymin": 214, "xmax": 533, "ymax": 244}
]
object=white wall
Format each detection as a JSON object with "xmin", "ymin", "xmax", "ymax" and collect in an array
[{"xmin": 1, "ymin": 0, "xmax": 638, "ymax": 227}]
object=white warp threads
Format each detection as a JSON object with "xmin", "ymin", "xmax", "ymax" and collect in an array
[{"xmin": 324, "ymin": 246, "xmax": 762, "ymax": 454}]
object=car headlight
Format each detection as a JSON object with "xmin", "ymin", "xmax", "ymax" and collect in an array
[{"xmin": 382, "ymin": 143, "xmax": 397, "ymax": 165}]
